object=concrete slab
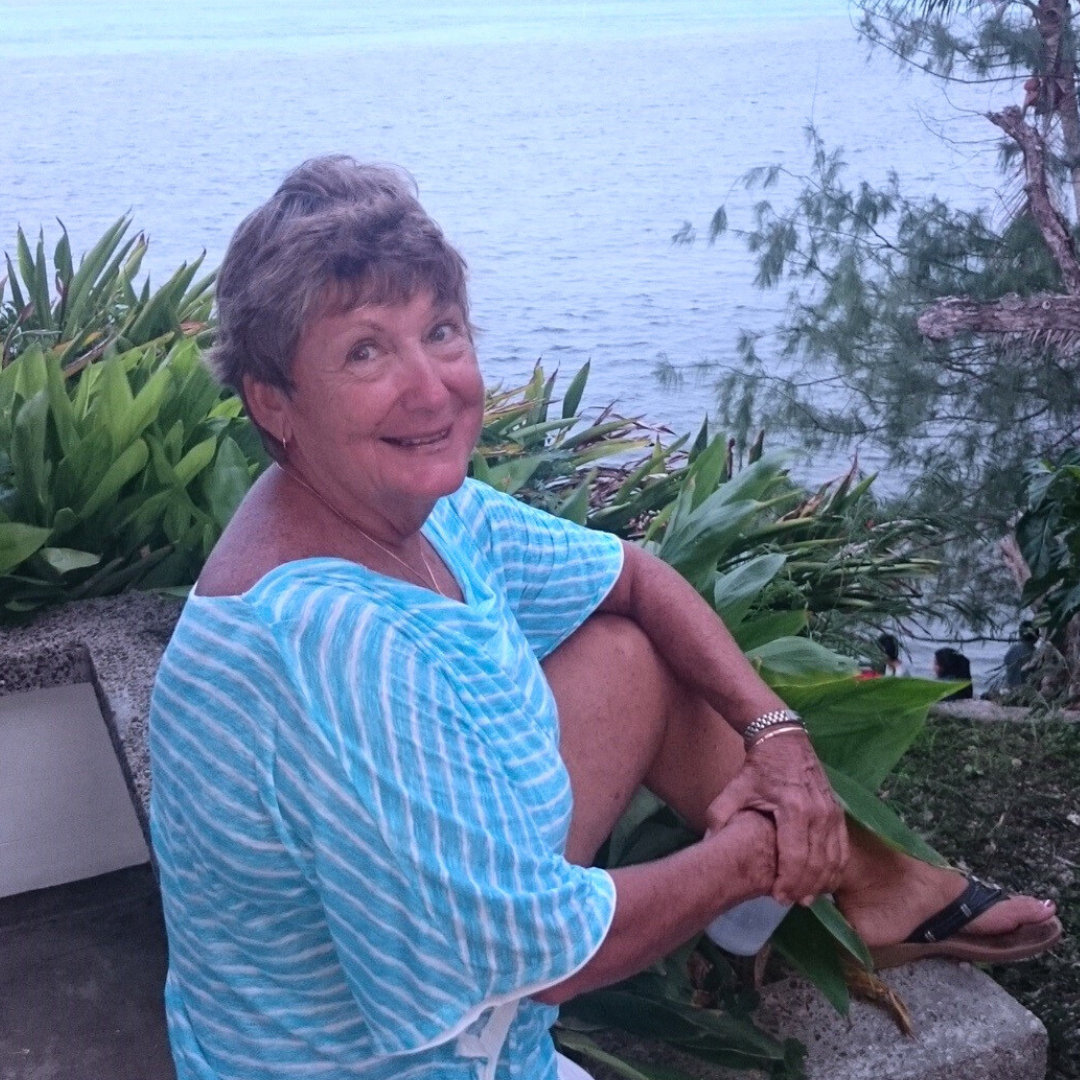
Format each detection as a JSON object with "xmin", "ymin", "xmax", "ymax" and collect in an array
[
  {"xmin": 0, "ymin": 865, "xmax": 175, "ymax": 1080},
  {"xmin": 0, "ymin": 594, "xmax": 182, "ymax": 842},
  {"xmin": 590, "ymin": 961, "xmax": 1047, "ymax": 1080},
  {"xmin": 754, "ymin": 962, "xmax": 1047, "ymax": 1080}
]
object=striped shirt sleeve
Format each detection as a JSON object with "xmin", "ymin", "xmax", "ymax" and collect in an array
[
  {"xmin": 465, "ymin": 481, "xmax": 625, "ymax": 659},
  {"xmin": 265, "ymin": 587, "xmax": 617, "ymax": 1058}
]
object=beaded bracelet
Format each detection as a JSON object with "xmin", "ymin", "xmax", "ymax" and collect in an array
[{"xmin": 741, "ymin": 708, "xmax": 805, "ymax": 746}]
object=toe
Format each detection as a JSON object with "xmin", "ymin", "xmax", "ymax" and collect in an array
[{"xmin": 965, "ymin": 895, "xmax": 1057, "ymax": 937}]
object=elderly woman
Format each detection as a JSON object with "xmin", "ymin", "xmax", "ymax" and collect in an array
[{"xmin": 149, "ymin": 157, "xmax": 1059, "ymax": 1080}]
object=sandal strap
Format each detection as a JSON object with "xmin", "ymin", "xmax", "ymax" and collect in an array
[{"xmin": 904, "ymin": 876, "xmax": 1005, "ymax": 944}]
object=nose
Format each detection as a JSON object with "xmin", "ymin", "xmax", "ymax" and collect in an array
[{"xmin": 398, "ymin": 342, "xmax": 453, "ymax": 411}]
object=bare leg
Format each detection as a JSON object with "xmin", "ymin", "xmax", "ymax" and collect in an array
[{"xmin": 542, "ymin": 614, "xmax": 1056, "ymax": 944}]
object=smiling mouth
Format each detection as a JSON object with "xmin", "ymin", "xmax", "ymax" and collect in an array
[{"xmin": 383, "ymin": 427, "xmax": 452, "ymax": 448}]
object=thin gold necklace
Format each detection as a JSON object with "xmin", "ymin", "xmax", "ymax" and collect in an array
[{"xmin": 280, "ymin": 465, "xmax": 445, "ymax": 597}]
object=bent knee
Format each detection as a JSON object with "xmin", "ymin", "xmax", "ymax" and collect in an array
[
  {"xmin": 544, "ymin": 613, "xmax": 669, "ymax": 695},
  {"xmin": 544, "ymin": 613, "xmax": 663, "ymax": 682}
]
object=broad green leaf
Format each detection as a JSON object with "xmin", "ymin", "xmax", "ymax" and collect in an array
[
  {"xmin": 36, "ymin": 547, "xmax": 101, "ymax": 575},
  {"xmin": 10, "ymin": 390, "xmax": 51, "ymax": 518},
  {"xmin": 173, "ymin": 436, "xmax": 217, "ymax": 487},
  {"xmin": 826, "ymin": 765, "xmax": 947, "ymax": 866},
  {"xmin": 79, "ymin": 438, "xmax": 149, "ymax": 519},
  {"xmin": 556, "ymin": 471, "xmax": 594, "ymax": 525},
  {"xmin": 554, "ymin": 1030, "xmax": 695, "ymax": 1080},
  {"xmin": 0, "ymin": 522, "xmax": 50, "ymax": 574},
  {"xmin": 731, "ymin": 609, "xmax": 808, "ymax": 652},
  {"xmin": 772, "ymin": 904, "xmax": 850, "ymax": 1014},
  {"xmin": 747, "ymin": 636, "xmax": 856, "ymax": 683},
  {"xmin": 203, "ymin": 437, "xmax": 251, "ymax": 529},
  {"xmin": 684, "ymin": 434, "xmax": 729, "ymax": 511},
  {"xmin": 116, "ymin": 359, "xmax": 171, "ymax": 448},
  {"xmin": 482, "ymin": 454, "xmax": 544, "ymax": 495},
  {"xmin": 805, "ymin": 895, "xmax": 872, "ymax": 968},
  {"xmin": 87, "ymin": 357, "xmax": 135, "ymax": 455},
  {"xmin": 470, "ymin": 450, "xmax": 492, "ymax": 482},
  {"xmin": 779, "ymin": 676, "xmax": 952, "ymax": 788},
  {"xmin": 713, "ymin": 552, "xmax": 787, "ymax": 627},
  {"xmin": 44, "ymin": 351, "xmax": 77, "ymax": 456}
]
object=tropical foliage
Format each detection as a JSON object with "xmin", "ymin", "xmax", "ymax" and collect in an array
[
  {"xmin": 1, "ymin": 217, "xmax": 214, "ymax": 367},
  {"xmin": 1016, "ymin": 449, "xmax": 1080, "ymax": 637}
]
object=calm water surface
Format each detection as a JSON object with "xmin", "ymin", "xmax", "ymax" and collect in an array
[{"xmin": 0, "ymin": 0, "xmax": 1017, "ymax": 676}]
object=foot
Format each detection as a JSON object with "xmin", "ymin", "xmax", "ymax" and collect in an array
[{"xmin": 834, "ymin": 847, "xmax": 1056, "ymax": 951}]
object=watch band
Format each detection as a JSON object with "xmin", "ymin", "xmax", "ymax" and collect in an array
[{"xmin": 741, "ymin": 708, "xmax": 805, "ymax": 745}]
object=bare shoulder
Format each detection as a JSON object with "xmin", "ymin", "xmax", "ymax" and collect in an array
[{"xmin": 194, "ymin": 472, "xmax": 299, "ymax": 597}]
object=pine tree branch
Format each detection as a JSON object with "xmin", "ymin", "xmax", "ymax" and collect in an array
[
  {"xmin": 917, "ymin": 291, "xmax": 1080, "ymax": 339},
  {"xmin": 989, "ymin": 104, "xmax": 1080, "ymax": 291}
]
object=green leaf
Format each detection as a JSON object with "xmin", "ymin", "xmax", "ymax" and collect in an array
[
  {"xmin": 684, "ymin": 435, "xmax": 729, "ymax": 511},
  {"xmin": 44, "ymin": 351, "xmax": 77, "ymax": 457},
  {"xmin": 10, "ymin": 390, "xmax": 51, "ymax": 518},
  {"xmin": 0, "ymin": 522, "xmax": 51, "ymax": 574},
  {"xmin": 772, "ymin": 904, "xmax": 850, "ymax": 1014},
  {"xmin": 202, "ymin": 437, "xmax": 251, "ymax": 529},
  {"xmin": 554, "ymin": 1030, "xmax": 696, "ymax": 1080},
  {"xmin": 561, "ymin": 361, "xmax": 590, "ymax": 420},
  {"xmin": 79, "ymin": 438, "xmax": 150, "ymax": 519},
  {"xmin": 35, "ymin": 547, "xmax": 101, "ymax": 575},
  {"xmin": 482, "ymin": 454, "xmax": 544, "ymax": 494},
  {"xmin": 747, "ymin": 636, "xmax": 857, "ymax": 683},
  {"xmin": 826, "ymin": 765, "xmax": 947, "ymax": 866},
  {"xmin": 173, "ymin": 435, "xmax": 218, "ymax": 487},
  {"xmin": 805, "ymin": 894, "xmax": 871, "ymax": 968},
  {"xmin": 780, "ymin": 676, "xmax": 952, "ymax": 789},
  {"xmin": 556, "ymin": 471, "xmax": 595, "ymax": 525},
  {"xmin": 731, "ymin": 609, "xmax": 808, "ymax": 652},
  {"xmin": 713, "ymin": 552, "xmax": 788, "ymax": 627}
]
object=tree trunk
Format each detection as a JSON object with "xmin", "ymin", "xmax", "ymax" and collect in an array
[
  {"xmin": 990, "ymin": 106, "xmax": 1080, "ymax": 292},
  {"xmin": 1033, "ymin": 0, "xmax": 1080, "ymax": 222}
]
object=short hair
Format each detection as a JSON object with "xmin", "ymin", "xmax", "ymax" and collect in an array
[{"xmin": 206, "ymin": 155, "xmax": 470, "ymax": 401}]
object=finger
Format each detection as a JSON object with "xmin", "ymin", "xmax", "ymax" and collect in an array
[
  {"xmin": 781, "ymin": 790, "xmax": 840, "ymax": 903},
  {"xmin": 771, "ymin": 810, "xmax": 815, "ymax": 905},
  {"xmin": 704, "ymin": 773, "xmax": 759, "ymax": 831},
  {"xmin": 826, "ymin": 812, "xmax": 850, "ymax": 895}
]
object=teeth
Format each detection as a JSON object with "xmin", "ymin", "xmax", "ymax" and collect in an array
[{"xmin": 389, "ymin": 429, "xmax": 449, "ymax": 447}]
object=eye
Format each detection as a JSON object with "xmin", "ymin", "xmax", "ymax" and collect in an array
[
  {"xmin": 428, "ymin": 320, "xmax": 463, "ymax": 345},
  {"xmin": 346, "ymin": 340, "xmax": 379, "ymax": 364}
]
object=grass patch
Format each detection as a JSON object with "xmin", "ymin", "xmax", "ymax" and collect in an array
[{"xmin": 881, "ymin": 717, "xmax": 1080, "ymax": 1080}]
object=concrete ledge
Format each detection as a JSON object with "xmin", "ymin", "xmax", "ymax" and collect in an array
[
  {"xmin": 756, "ymin": 961, "xmax": 1046, "ymax": 1080},
  {"xmin": 594, "ymin": 961, "xmax": 1046, "ymax": 1080},
  {"xmin": 0, "ymin": 594, "xmax": 183, "ymax": 841}
]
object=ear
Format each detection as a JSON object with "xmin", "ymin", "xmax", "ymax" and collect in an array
[{"xmin": 243, "ymin": 375, "xmax": 291, "ymax": 444}]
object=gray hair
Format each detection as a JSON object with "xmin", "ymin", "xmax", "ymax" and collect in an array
[{"xmin": 206, "ymin": 156, "xmax": 471, "ymax": 404}]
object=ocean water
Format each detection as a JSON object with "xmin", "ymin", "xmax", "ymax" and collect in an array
[{"xmin": 0, "ymin": 0, "xmax": 1016, "ymax": 678}]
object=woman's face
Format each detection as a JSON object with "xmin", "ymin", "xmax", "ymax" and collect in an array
[{"xmin": 252, "ymin": 288, "xmax": 484, "ymax": 528}]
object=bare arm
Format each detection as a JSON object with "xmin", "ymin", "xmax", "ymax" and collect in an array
[
  {"xmin": 535, "ymin": 809, "xmax": 775, "ymax": 1006},
  {"xmin": 598, "ymin": 541, "xmax": 847, "ymax": 906}
]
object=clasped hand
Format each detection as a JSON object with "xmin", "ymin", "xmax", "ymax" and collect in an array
[{"xmin": 705, "ymin": 733, "xmax": 848, "ymax": 907}]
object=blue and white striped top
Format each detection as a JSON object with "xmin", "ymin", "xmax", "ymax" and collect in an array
[{"xmin": 149, "ymin": 479, "xmax": 624, "ymax": 1080}]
